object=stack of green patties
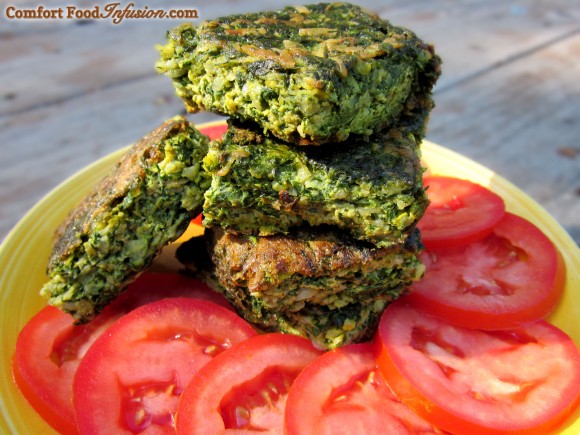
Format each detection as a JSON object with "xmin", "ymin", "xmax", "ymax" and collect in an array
[{"xmin": 157, "ymin": 2, "xmax": 441, "ymax": 349}]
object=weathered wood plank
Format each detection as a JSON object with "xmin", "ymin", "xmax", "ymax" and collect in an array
[
  {"xmin": 377, "ymin": 0, "xmax": 580, "ymax": 89},
  {"xmin": 2, "ymin": 0, "xmax": 579, "ymax": 116},
  {"xmin": 0, "ymin": 74, "xmax": 219, "ymax": 239},
  {"xmin": 428, "ymin": 33, "xmax": 580, "ymax": 243},
  {"xmin": 0, "ymin": 0, "xmax": 320, "ymax": 115}
]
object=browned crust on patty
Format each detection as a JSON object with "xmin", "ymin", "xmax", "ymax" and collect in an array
[
  {"xmin": 49, "ymin": 117, "xmax": 191, "ymax": 269},
  {"xmin": 207, "ymin": 227, "xmax": 419, "ymax": 294}
]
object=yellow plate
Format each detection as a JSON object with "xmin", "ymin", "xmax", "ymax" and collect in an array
[{"xmin": 1, "ymin": 121, "xmax": 579, "ymax": 433}]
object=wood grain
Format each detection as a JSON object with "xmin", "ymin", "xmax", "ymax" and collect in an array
[{"xmin": 428, "ymin": 33, "xmax": 580, "ymax": 242}]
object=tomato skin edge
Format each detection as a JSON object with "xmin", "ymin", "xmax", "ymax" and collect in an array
[
  {"xmin": 11, "ymin": 307, "xmax": 79, "ymax": 435},
  {"xmin": 405, "ymin": 247, "xmax": 564, "ymax": 329},
  {"xmin": 12, "ymin": 360, "xmax": 79, "ymax": 435},
  {"xmin": 373, "ymin": 332, "xmax": 471, "ymax": 435},
  {"xmin": 408, "ymin": 213, "xmax": 568, "ymax": 330},
  {"xmin": 419, "ymin": 176, "xmax": 506, "ymax": 250},
  {"xmin": 73, "ymin": 297, "xmax": 257, "ymax": 435},
  {"xmin": 373, "ymin": 315, "xmax": 580, "ymax": 435},
  {"xmin": 176, "ymin": 333, "xmax": 322, "ymax": 434},
  {"xmin": 284, "ymin": 343, "xmax": 375, "ymax": 435}
]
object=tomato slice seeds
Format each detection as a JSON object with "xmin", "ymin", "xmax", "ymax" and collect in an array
[
  {"xmin": 176, "ymin": 333, "xmax": 322, "ymax": 434},
  {"xmin": 285, "ymin": 342, "xmax": 442, "ymax": 434},
  {"xmin": 375, "ymin": 301, "xmax": 580, "ymax": 435},
  {"xmin": 11, "ymin": 272, "xmax": 232, "ymax": 434},
  {"xmin": 11, "ymin": 173, "xmax": 579, "ymax": 434},
  {"xmin": 73, "ymin": 298, "xmax": 256, "ymax": 434},
  {"xmin": 408, "ymin": 213, "xmax": 566, "ymax": 330}
]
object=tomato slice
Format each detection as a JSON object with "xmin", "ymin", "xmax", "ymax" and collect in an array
[
  {"xmin": 176, "ymin": 333, "xmax": 322, "ymax": 434},
  {"xmin": 113, "ymin": 272, "xmax": 233, "ymax": 311},
  {"xmin": 13, "ymin": 306, "xmax": 89, "ymax": 435},
  {"xmin": 199, "ymin": 121, "xmax": 228, "ymax": 140},
  {"xmin": 11, "ymin": 273, "xmax": 232, "ymax": 434},
  {"xmin": 191, "ymin": 213, "xmax": 203, "ymax": 226},
  {"xmin": 375, "ymin": 301, "xmax": 580, "ymax": 434},
  {"xmin": 407, "ymin": 212, "xmax": 565, "ymax": 330},
  {"xmin": 73, "ymin": 297, "xmax": 256, "ymax": 434},
  {"xmin": 285, "ymin": 342, "xmax": 442, "ymax": 434},
  {"xmin": 418, "ymin": 176, "xmax": 506, "ymax": 249}
]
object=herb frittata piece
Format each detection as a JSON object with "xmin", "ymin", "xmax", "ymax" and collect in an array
[
  {"xmin": 274, "ymin": 300, "xmax": 388, "ymax": 350},
  {"xmin": 177, "ymin": 226, "xmax": 423, "ymax": 316},
  {"xmin": 156, "ymin": 2, "xmax": 441, "ymax": 145},
  {"xmin": 202, "ymin": 121, "xmax": 428, "ymax": 247},
  {"xmin": 40, "ymin": 117, "xmax": 211, "ymax": 323},
  {"xmin": 176, "ymin": 226, "xmax": 424, "ymax": 349}
]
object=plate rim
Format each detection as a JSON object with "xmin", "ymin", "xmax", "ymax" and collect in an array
[{"xmin": 1, "ymin": 121, "xmax": 578, "ymax": 433}]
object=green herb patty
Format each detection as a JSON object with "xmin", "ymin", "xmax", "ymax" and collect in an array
[
  {"xmin": 176, "ymin": 226, "xmax": 424, "ymax": 349},
  {"xmin": 274, "ymin": 300, "xmax": 388, "ymax": 350},
  {"xmin": 156, "ymin": 2, "xmax": 441, "ymax": 145},
  {"xmin": 202, "ymin": 120, "xmax": 428, "ymax": 247},
  {"xmin": 40, "ymin": 117, "xmax": 210, "ymax": 323}
]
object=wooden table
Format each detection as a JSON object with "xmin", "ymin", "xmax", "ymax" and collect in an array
[{"xmin": 1, "ymin": 0, "xmax": 579, "ymax": 245}]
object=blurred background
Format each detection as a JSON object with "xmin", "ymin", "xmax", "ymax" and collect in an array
[{"xmin": 1, "ymin": 0, "xmax": 579, "ymax": 244}]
